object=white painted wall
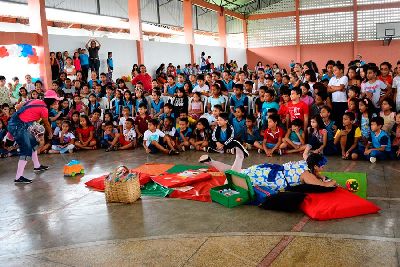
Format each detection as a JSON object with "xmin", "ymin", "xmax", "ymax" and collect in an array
[
  {"xmin": 194, "ymin": 45, "xmax": 224, "ymax": 67},
  {"xmin": 48, "ymin": 34, "xmax": 137, "ymax": 80},
  {"xmin": 227, "ymin": 48, "xmax": 247, "ymax": 68},
  {"xmin": 143, "ymin": 41, "xmax": 191, "ymax": 77}
]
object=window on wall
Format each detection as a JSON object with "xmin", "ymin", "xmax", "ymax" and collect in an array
[
  {"xmin": 226, "ymin": 16, "xmax": 243, "ymax": 34},
  {"xmin": 299, "ymin": 0, "xmax": 352, "ymax": 9},
  {"xmin": 358, "ymin": 0, "xmax": 400, "ymax": 4},
  {"xmin": 247, "ymin": 17, "xmax": 296, "ymax": 48},
  {"xmin": 252, "ymin": 0, "xmax": 295, "ymax": 14},
  {"xmin": 357, "ymin": 8, "xmax": 400, "ymax": 41},
  {"xmin": 300, "ymin": 12, "xmax": 353, "ymax": 44},
  {"xmin": 193, "ymin": 5, "xmax": 218, "ymax": 33}
]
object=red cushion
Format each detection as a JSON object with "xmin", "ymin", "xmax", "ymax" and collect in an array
[
  {"xmin": 300, "ymin": 187, "xmax": 380, "ymax": 220},
  {"xmin": 85, "ymin": 176, "xmax": 106, "ymax": 191}
]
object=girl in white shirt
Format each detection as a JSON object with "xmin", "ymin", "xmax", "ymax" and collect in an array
[{"xmin": 64, "ymin": 57, "xmax": 76, "ymax": 81}]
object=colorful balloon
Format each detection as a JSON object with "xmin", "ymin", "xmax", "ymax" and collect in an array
[
  {"xmin": 0, "ymin": 46, "xmax": 9, "ymax": 58},
  {"xmin": 18, "ymin": 44, "xmax": 34, "ymax": 57}
]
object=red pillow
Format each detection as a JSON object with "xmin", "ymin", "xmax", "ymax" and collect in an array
[
  {"xmin": 85, "ymin": 176, "xmax": 106, "ymax": 191},
  {"xmin": 300, "ymin": 187, "xmax": 380, "ymax": 220}
]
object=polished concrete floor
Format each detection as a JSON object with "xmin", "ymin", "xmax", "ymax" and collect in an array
[{"xmin": 0, "ymin": 149, "xmax": 400, "ymax": 266}]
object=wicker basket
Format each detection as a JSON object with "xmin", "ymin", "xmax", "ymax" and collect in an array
[{"xmin": 105, "ymin": 166, "xmax": 141, "ymax": 204}]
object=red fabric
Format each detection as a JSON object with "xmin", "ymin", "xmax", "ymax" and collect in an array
[
  {"xmin": 85, "ymin": 176, "xmax": 106, "ymax": 191},
  {"xmin": 169, "ymin": 173, "xmax": 226, "ymax": 202},
  {"xmin": 263, "ymin": 126, "xmax": 285, "ymax": 144},
  {"xmin": 300, "ymin": 187, "xmax": 380, "ymax": 221},
  {"xmin": 287, "ymin": 100, "xmax": 309, "ymax": 122},
  {"xmin": 131, "ymin": 73, "xmax": 152, "ymax": 92},
  {"xmin": 135, "ymin": 114, "xmax": 150, "ymax": 135},
  {"xmin": 152, "ymin": 172, "xmax": 212, "ymax": 188},
  {"xmin": 85, "ymin": 172, "xmax": 152, "ymax": 191},
  {"xmin": 76, "ymin": 126, "xmax": 94, "ymax": 142}
]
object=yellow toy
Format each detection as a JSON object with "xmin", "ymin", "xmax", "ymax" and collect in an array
[{"xmin": 64, "ymin": 160, "xmax": 85, "ymax": 177}]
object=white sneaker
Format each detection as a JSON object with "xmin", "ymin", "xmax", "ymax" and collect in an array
[
  {"xmin": 258, "ymin": 149, "xmax": 262, "ymax": 154},
  {"xmin": 278, "ymin": 149, "xmax": 282, "ymax": 156},
  {"xmin": 189, "ymin": 145, "xmax": 195, "ymax": 150},
  {"xmin": 370, "ymin": 157, "xmax": 377, "ymax": 163}
]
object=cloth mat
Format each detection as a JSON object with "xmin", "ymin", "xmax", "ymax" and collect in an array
[
  {"xmin": 132, "ymin": 163, "xmax": 175, "ymax": 176},
  {"xmin": 141, "ymin": 181, "xmax": 173, "ymax": 197},
  {"xmin": 322, "ymin": 172, "xmax": 367, "ymax": 199},
  {"xmin": 166, "ymin": 164, "xmax": 204, "ymax": 174}
]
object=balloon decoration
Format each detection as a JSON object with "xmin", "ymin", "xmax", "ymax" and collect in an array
[
  {"xmin": 18, "ymin": 44, "xmax": 34, "ymax": 57},
  {"xmin": 0, "ymin": 44, "xmax": 40, "ymax": 83},
  {"xmin": 0, "ymin": 46, "xmax": 9, "ymax": 58}
]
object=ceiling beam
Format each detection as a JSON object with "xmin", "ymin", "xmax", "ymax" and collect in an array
[{"xmin": 192, "ymin": 0, "xmax": 245, "ymax": 19}]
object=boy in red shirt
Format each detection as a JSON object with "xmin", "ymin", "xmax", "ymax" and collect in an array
[
  {"xmin": 260, "ymin": 114, "xmax": 284, "ymax": 157},
  {"xmin": 286, "ymin": 87, "xmax": 309, "ymax": 132},
  {"xmin": 135, "ymin": 103, "xmax": 151, "ymax": 143}
]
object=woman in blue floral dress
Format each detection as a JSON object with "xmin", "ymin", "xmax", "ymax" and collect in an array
[{"xmin": 199, "ymin": 141, "xmax": 337, "ymax": 193}]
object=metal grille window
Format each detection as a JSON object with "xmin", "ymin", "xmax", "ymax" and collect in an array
[
  {"xmin": 99, "ymin": 0, "xmax": 128, "ymax": 18},
  {"xmin": 193, "ymin": 5, "xmax": 218, "ymax": 33},
  {"xmin": 300, "ymin": 0, "xmax": 352, "ymax": 10},
  {"xmin": 252, "ymin": 0, "xmax": 295, "ymax": 14},
  {"xmin": 300, "ymin": 12, "xmax": 353, "ymax": 44},
  {"xmin": 247, "ymin": 17, "xmax": 296, "ymax": 48},
  {"xmin": 159, "ymin": 0, "xmax": 183, "ymax": 27},
  {"xmin": 358, "ymin": 0, "xmax": 400, "ymax": 4},
  {"xmin": 226, "ymin": 16, "xmax": 243, "ymax": 34},
  {"xmin": 358, "ymin": 8, "xmax": 400, "ymax": 40},
  {"xmin": 45, "ymin": 0, "xmax": 98, "ymax": 14},
  {"xmin": 140, "ymin": 0, "xmax": 159, "ymax": 23}
]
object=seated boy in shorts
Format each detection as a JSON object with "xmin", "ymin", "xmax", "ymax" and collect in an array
[{"xmin": 143, "ymin": 118, "xmax": 179, "ymax": 155}]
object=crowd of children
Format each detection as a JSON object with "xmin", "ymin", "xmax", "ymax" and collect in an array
[{"xmin": 1, "ymin": 58, "xmax": 400, "ymax": 163}]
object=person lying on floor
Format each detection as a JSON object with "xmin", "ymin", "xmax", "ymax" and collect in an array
[{"xmin": 199, "ymin": 141, "xmax": 337, "ymax": 193}]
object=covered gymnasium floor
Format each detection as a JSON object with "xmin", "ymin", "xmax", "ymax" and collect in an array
[{"xmin": 0, "ymin": 150, "xmax": 400, "ymax": 266}]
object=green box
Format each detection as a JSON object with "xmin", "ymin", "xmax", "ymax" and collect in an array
[
  {"xmin": 322, "ymin": 172, "xmax": 367, "ymax": 199},
  {"xmin": 210, "ymin": 170, "xmax": 255, "ymax": 208}
]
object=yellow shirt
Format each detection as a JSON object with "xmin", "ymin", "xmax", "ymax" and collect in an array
[{"xmin": 334, "ymin": 127, "xmax": 361, "ymax": 139}]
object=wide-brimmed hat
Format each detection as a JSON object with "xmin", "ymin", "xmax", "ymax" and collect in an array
[{"xmin": 44, "ymin": 90, "xmax": 63, "ymax": 101}]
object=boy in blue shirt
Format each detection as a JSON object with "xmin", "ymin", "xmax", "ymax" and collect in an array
[
  {"xmin": 163, "ymin": 75, "xmax": 177, "ymax": 97},
  {"xmin": 150, "ymin": 89, "xmax": 164, "ymax": 119},
  {"xmin": 364, "ymin": 116, "xmax": 391, "ymax": 163},
  {"xmin": 243, "ymin": 114, "xmax": 263, "ymax": 151},
  {"xmin": 106, "ymin": 52, "xmax": 113, "ymax": 82},
  {"xmin": 79, "ymin": 49, "xmax": 89, "ymax": 81},
  {"xmin": 175, "ymin": 117, "xmax": 192, "ymax": 151},
  {"xmin": 231, "ymin": 106, "xmax": 246, "ymax": 141},
  {"xmin": 261, "ymin": 89, "xmax": 280, "ymax": 129},
  {"xmin": 229, "ymin": 84, "xmax": 248, "ymax": 116}
]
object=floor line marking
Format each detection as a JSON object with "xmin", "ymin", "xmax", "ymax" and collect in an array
[
  {"xmin": 258, "ymin": 216, "xmax": 310, "ymax": 267},
  {"xmin": 2, "ymin": 230, "xmax": 400, "ymax": 260}
]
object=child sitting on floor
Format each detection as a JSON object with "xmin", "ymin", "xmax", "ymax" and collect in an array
[
  {"xmin": 49, "ymin": 120, "xmax": 75, "ymax": 154},
  {"xmin": 117, "ymin": 118, "xmax": 136, "ymax": 151},
  {"xmin": 279, "ymin": 118, "xmax": 305, "ymax": 154},
  {"xmin": 189, "ymin": 118, "xmax": 210, "ymax": 151},
  {"xmin": 175, "ymin": 117, "xmax": 192, "ymax": 152},
  {"xmin": 303, "ymin": 114, "xmax": 327, "ymax": 159},
  {"xmin": 361, "ymin": 116, "xmax": 391, "ymax": 163},
  {"xmin": 75, "ymin": 115, "xmax": 97, "ymax": 150},
  {"xmin": 232, "ymin": 106, "xmax": 246, "ymax": 142},
  {"xmin": 208, "ymin": 112, "xmax": 236, "ymax": 154},
  {"xmin": 260, "ymin": 114, "xmax": 284, "ymax": 157},
  {"xmin": 334, "ymin": 112, "xmax": 361, "ymax": 160},
  {"xmin": 143, "ymin": 119, "xmax": 179, "ymax": 155},
  {"xmin": 243, "ymin": 114, "xmax": 263, "ymax": 151},
  {"xmin": 101, "ymin": 121, "xmax": 120, "ymax": 151}
]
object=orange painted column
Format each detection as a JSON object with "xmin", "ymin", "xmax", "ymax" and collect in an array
[
  {"xmin": 183, "ymin": 0, "xmax": 195, "ymax": 64},
  {"xmin": 28, "ymin": 0, "xmax": 52, "ymax": 90},
  {"xmin": 353, "ymin": 0, "xmax": 359, "ymax": 59},
  {"xmin": 295, "ymin": 0, "xmax": 301, "ymax": 62},
  {"xmin": 218, "ymin": 7, "xmax": 228, "ymax": 63},
  {"xmin": 128, "ymin": 0, "xmax": 144, "ymax": 65}
]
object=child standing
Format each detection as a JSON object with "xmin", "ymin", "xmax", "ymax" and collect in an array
[
  {"xmin": 143, "ymin": 119, "xmax": 179, "ymax": 155},
  {"xmin": 303, "ymin": 115, "xmax": 327, "ymax": 159},
  {"xmin": 279, "ymin": 118, "xmax": 305, "ymax": 154},
  {"xmin": 49, "ymin": 121, "xmax": 75, "ymax": 154},
  {"xmin": 379, "ymin": 98, "xmax": 396, "ymax": 132},
  {"xmin": 75, "ymin": 115, "xmax": 97, "ymax": 150},
  {"xmin": 189, "ymin": 118, "xmax": 210, "ymax": 151},
  {"xmin": 189, "ymin": 92, "xmax": 203, "ymax": 120},
  {"xmin": 363, "ymin": 116, "xmax": 391, "ymax": 163},
  {"xmin": 260, "ymin": 114, "xmax": 284, "ymax": 156},
  {"xmin": 107, "ymin": 52, "xmax": 113, "ymax": 81}
]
